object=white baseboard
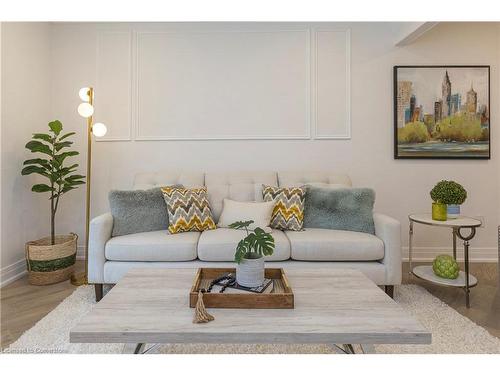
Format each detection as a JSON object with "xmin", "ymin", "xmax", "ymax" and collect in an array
[
  {"xmin": 76, "ymin": 245, "xmax": 85, "ymax": 260},
  {"xmin": 0, "ymin": 259, "xmax": 27, "ymax": 288},
  {"xmin": 403, "ymin": 246, "xmax": 498, "ymax": 262}
]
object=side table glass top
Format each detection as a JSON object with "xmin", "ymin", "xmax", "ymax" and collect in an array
[{"xmin": 409, "ymin": 214, "xmax": 482, "ymax": 228}]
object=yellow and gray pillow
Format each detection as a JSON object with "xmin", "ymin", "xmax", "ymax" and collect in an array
[
  {"xmin": 161, "ymin": 186, "xmax": 216, "ymax": 234},
  {"xmin": 262, "ymin": 185, "xmax": 306, "ymax": 231}
]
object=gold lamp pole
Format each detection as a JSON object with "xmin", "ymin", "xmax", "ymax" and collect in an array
[{"xmin": 71, "ymin": 87, "xmax": 107, "ymax": 286}]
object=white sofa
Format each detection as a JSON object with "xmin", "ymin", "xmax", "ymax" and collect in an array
[{"xmin": 89, "ymin": 171, "xmax": 402, "ymax": 301}]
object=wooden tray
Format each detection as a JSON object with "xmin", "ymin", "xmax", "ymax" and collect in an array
[{"xmin": 189, "ymin": 268, "xmax": 294, "ymax": 309}]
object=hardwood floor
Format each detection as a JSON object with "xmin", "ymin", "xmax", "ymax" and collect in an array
[
  {"xmin": 1, "ymin": 261, "xmax": 84, "ymax": 349},
  {"xmin": 1, "ymin": 261, "xmax": 499, "ymax": 349}
]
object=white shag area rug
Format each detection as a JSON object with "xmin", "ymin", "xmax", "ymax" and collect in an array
[{"xmin": 5, "ymin": 284, "xmax": 500, "ymax": 354}]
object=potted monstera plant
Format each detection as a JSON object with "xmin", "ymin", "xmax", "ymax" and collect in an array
[
  {"xmin": 21, "ymin": 120, "xmax": 85, "ymax": 285},
  {"xmin": 430, "ymin": 180, "xmax": 467, "ymax": 221},
  {"xmin": 229, "ymin": 220, "xmax": 275, "ymax": 287}
]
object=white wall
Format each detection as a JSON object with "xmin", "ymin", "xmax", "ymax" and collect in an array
[
  {"xmin": 0, "ymin": 22, "xmax": 52, "ymax": 286},
  {"xmin": 1, "ymin": 22, "xmax": 498, "ymax": 284},
  {"xmin": 48, "ymin": 22, "xmax": 499, "ymax": 261}
]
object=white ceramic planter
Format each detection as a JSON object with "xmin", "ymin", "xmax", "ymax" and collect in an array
[
  {"xmin": 236, "ymin": 255, "xmax": 265, "ymax": 287},
  {"xmin": 447, "ymin": 204, "xmax": 460, "ymax": 219}
]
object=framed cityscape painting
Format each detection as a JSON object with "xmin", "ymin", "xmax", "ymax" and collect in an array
[{"xmin": 394, "ymin": 65, "xmax": 490, "ymax": 159}]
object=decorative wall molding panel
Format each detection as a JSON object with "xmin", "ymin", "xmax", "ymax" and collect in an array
[
  {"xmin": 135, "ymin": 30, "xmax": 311, "ymax": 140},
  {"xmin": 96, "ymin": 31, "xmax": 132, "ymax": 141},
  {"xmin": 95, "ymin": 27, "xmax": 351, "ymax": 141},
  {"xmin": 313, "ymin": 29, "xmax": 351, "ymax": 139}
]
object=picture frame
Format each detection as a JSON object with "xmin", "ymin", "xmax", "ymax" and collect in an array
[{"xmin": 394, "ymin": 65, "xmax": 490, "ymax": 160}]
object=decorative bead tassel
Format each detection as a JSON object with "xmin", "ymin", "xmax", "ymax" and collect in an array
[{"xmin": 193, "ymin": 290, "xmax": 215, "ymax": 323}]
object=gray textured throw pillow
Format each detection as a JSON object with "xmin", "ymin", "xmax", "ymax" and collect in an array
[
  {"xmin": 303, "ymin": 186, "xmax": 375, "ymax": 234},
  {"xmin": 109, "ymin": 186, "xmax": 181, "ymax": 237}
]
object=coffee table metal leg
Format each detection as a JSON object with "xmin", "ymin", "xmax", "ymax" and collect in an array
[
  {"xmin": 122, "ymin": 343, "xmax": 149, "ymax": 354},
  {"xmin": 134, "ymin": 343, "xmax": 146, "ymax": 354},
  {"xmin": 332, "ymin": 344, "xmax": 353, "ymax": 354},
  {"xmin": 122, "ymin": 343, "xmax": 145, "ymax": 354},
  {"xmin": 343, "ymin": 344, "xmax": 355, "ymax": 354},
  {"xmin": 332, "ymin": 344, "xmax": 374, "ymax": 354}
]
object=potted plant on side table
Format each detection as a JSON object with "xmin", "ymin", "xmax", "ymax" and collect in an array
[
  {"xmin": 21, "ymin": 120, "xmax": 85, "ymax": 285},
  {"xmin": 229, "ymin": 220, "xmax": 275, "ymax": 287},
  {"xmin": 430, "ymin": 180, "xmax": 467, "ymax": 221}
]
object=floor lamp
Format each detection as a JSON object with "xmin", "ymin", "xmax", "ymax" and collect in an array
[{"xmin": 71, "ymin": 87, "xmax": 107, "ymax": 286}]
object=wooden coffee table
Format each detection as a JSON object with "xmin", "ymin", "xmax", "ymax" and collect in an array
[{"xmin": 70, "ymin": 268, "xmax": 431, "ymax": 354}]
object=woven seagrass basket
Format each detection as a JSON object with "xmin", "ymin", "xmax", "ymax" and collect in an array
[{"xmin": 25, "ymin": 233, "xmax": 78, "ymax": 285}]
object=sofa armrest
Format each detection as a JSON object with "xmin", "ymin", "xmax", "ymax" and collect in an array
[
  {"xmin": 373, "ymin": 212, "xmax": 402, "ymax": 285},
  {"xmin": 88, "ymin": 213, "xmax": 113, "ymax": 284}
]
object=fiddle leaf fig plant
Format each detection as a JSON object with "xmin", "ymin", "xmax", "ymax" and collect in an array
[
  {"xmin": 21, "ymin": 120, "xmax": 85, "ymax": 245},
  {"xmin": 430, "ymin": 180, "xmax": 467, "ymax": 205},
  {"xmin": 229, "ymin": 220, "xmax": 275, "ymax": 264}
]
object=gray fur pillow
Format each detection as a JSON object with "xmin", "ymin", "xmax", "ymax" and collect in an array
[
  {"xmin": 303, "ymin": 186, "xmax": 375, "ymax": 234},
  {"xmin": 109, "ymin": 186, "xmax": 182, "ymax": 237}
]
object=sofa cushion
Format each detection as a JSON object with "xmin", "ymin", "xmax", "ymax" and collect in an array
[
  {"xmin": 217, "ymin": 198, "xmax": 274, "ymax": 231},
  {"xmin": 105, "ymin": 230, "xmax": 199, "ymax": 261},
  {"xmin": 161, "ymin": 186, "xmax": 216, "ymax": 234},
  {"xmin": 197, "ymin": 228, "xmax": 290, "ymax": 261},
  {"xmin": 286, "ymin": 228, "xmax": 384, "ymax": 261},
  {"xmin": 133, "ymin": 171, "xmax": 204, "ymax": 190},
  {"xmin": 277, "ymin": 171, "xmax": 352, "ymax": 187},
  {"xmin": 205, "ymin": 172, "xmax": 278, "ymax": 221},
  {"xmin": 303, "ymin": 186, "xmax": 375, "ymax": 234},
  {"xmin": 262, "ymin": 185, "xmax": 306, "ymax": 231},
  {"xmin": 109, "ymin": 185, "xmax": 182, "ymax": 237}
]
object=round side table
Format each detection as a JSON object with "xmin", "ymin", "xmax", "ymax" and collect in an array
[{"xmin": 408, "ymin": 213, "xmax": 482, "ymax": 308}]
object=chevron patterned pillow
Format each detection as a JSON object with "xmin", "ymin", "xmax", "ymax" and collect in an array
[
  {"xmin": 161, "ymin": 186, "xmax": 216, "ymax": 234},
  {"xmin": 262, "ymin": 185, "xmax": 306, "ymax": 231}
]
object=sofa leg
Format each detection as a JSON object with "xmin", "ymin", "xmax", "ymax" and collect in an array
[
  {"xmin": 95, "ymin": 284, "xmax": 103, "ymax": 302},
  {"xmin": 384, "ymin": 285, "xmax": 394, "ymax": 299}
]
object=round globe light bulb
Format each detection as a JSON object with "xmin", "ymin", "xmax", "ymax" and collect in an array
[
  {"xmin": 79, "ymin": 87, "xmax": 91, "ymax": 102},
  {"xmin": 77, "ymin": 103, "xmax": 94, "ymax": 118},
  {"xmin": 92, "ymin": 122, "xmax": 107, "ymax": 137}
]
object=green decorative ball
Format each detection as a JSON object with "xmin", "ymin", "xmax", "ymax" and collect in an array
[{"xmin": 432, "ymin": 254, "xmax": 460, "ymax": 279}]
